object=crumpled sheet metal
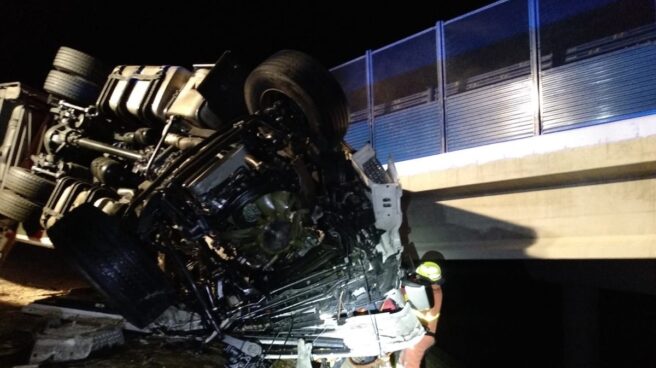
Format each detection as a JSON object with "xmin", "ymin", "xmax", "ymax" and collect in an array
[
  {"xmin": 29, "ymin": 318, "xmax": 124, "ymax": 363},
  {"xmin": 282, "ymin": 304, "xmax": 425, "ymax": 360}
]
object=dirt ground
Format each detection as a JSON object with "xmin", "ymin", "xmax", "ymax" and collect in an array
[
  {"xmin": 0, "ymin": 244, "xmax": 227, "ymax": 368},
  {"xmin": 0, "ymin": 244, "xmax": 86, "ymax": 308}
]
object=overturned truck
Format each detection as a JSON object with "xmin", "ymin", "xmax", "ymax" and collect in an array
[{"xmin": 0, "ymin": 47, "xmax": 443, "ymax": 366}]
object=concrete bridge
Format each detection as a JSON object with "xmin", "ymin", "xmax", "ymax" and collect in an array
[{"xmin": 397, "ymin": 114, "xmax": 656, "ymax": 260}]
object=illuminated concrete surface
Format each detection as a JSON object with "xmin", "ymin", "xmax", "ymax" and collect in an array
[{"xmin": 397, "ymin": 114, "xmax": 656, "ymax": 259}]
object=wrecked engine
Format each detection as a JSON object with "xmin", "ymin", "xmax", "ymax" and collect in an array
[{"xmin": 0, "ymin": 47, "xmax": 438, "ymax": 366}]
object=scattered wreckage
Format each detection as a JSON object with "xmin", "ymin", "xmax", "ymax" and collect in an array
[{"xmin": 0, "ymin": 47, "xmax": 443, "ymax": 366}]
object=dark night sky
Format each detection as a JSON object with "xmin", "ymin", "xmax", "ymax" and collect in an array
[{"xmin": 1, "ymin": 0, "xmax": 494, "ymax": 87}]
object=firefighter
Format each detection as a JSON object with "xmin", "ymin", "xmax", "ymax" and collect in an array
[
  {"xmin": 399, "ymin": 261, "xmax": 444, "ymax": 368},
  {"xmin": 0, "ymin": 218, "xmax": 17, "ymax": 266}
]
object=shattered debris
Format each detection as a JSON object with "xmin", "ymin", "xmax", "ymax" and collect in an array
[{"xmin": 29, "ymin": 318, "xmax": 124, "ymax": 364}]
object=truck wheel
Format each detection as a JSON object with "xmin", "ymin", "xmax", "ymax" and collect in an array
[
  {"xmin": 48, "ymin": 204, "xmax": 176, "ymax": 328},
  {"xmin": 244, "ymin": 50, "xmax": 348, "ymax": 146},
  {"xmin": 0, "ymin": 189, "xmax": 40, "ymax": 223},
  {"xmin": 53, "ymin": 46, "xmax": 108, "ymax": 85},
  {"xmin": 43, "ymin": 69, "xmax": 100, "ymax": 106},
  {"xmin": 4, "ymin": 167, "xmax": 55, "ymax": 204}
]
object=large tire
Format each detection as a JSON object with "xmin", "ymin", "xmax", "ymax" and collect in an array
[
  {"xmin": 244, "ymin": 50, "xmax": 348, "ymax": 145},
  {"xmin": 4, "ymin": 167, "xmax": 55, "ymax": 204},
  {"xmin": 53, "ymin": 46, "xmax": 108, "ymax": 85},
  {"xmin": 0, "ymin": 189, "xmax": 40, "ymax": 223},
  {"xmin": 48, "ymin": 204, "xmax": 175, "ymax": 328},
  {"xmin": 43, "ymin": 69, "xmax": 100, "ymax": 106}
]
